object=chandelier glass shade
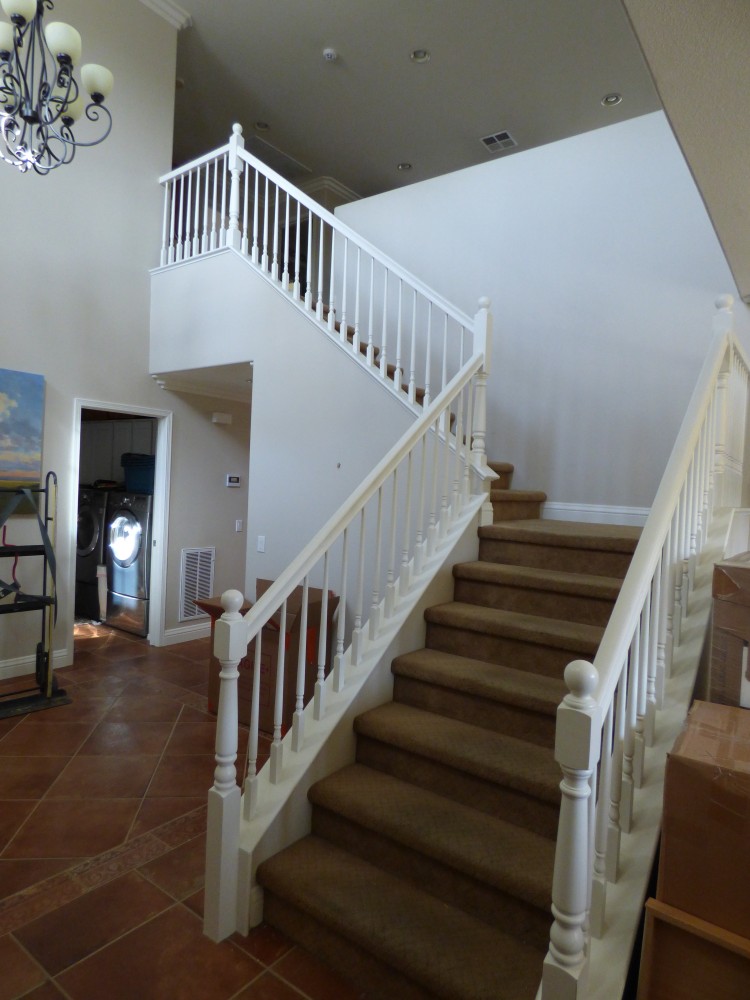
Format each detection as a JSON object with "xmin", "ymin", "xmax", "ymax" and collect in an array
[{"xmin": 0, "ymin": 0, "xmax": 113, "ymax": 174}]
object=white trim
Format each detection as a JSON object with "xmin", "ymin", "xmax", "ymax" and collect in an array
[
  {"xmin": 72, "ymin": 398, "xmax": 173, "ymax": 649},
  {"xmin": 542, "ymin": 501, "xmax": 649, "ymax": 527},
  {"xmin": 0, "ymin": 647, "xmax": 72, "ymax": 682},
  {"xmin": 138, "ymin": 0, "xmax": 192, "ymax": 30},
  {"xmin": 161, "ymin": 621, "xmax": 211, "ymax": 645}
]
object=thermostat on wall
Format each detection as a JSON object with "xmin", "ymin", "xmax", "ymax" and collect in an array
[{"xmin": 226, "ymin": 474, "xmax": 241, "ymax": 488}]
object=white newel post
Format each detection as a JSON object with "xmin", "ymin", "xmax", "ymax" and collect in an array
[
  {"xmin": 226, "ymin": 123, "xmax": 245, "ymax": 251},
  {"xmin": 543, "ymin": 661, "xmax": 601, "ymax": 1000},
  {"xmin": 204, "ymin": 589, "xmax": 246, "ymax": 942},
  {"xmin": 471, "ymin": 297, "xmax": 494, "ymax": 525}
]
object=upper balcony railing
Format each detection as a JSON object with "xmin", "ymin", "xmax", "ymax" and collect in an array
[{"xmin": 158, "ymin": 124, "xmax": 477, "ymax": 415}]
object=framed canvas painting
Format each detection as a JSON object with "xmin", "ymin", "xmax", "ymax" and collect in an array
[{"xmin": 0, "ymin": 368, "xmax": 45, "ymax": 512}]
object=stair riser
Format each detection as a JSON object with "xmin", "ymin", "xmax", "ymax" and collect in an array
[
  {"xmin": 356, "ymin": 735, "xmax": 560, "ymax": 839},
  {"xmin": 478, "ymin": 537, "xmax": 633, "ymax": 577},
  {"xmin": 312, "ymin": 805, "xmax": 552, "ymax": 951},
  {"xmin": 425, "ymin": 622, "xmax": 595, "ymax": 677},
  {"xmin": 453, "ymin": 577, "xmax": 616, "ymax": 627},
  {"xmin": 393, "ymin": 674, "xmax": 556, "ymax": 748},
  {"xmin": 490, "ymin": 500, "xmax": 545, "ymax": 521},
  {"xmin": 263, "ymin": 892, "xmax": 433, "ymax": 1000}
]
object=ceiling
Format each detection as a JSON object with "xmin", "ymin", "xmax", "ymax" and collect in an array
[{"xmin": 172, "ymin": 0, "xmax": 661, "ymax": 199}]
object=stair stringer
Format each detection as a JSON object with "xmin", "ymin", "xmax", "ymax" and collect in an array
[{"xmin": 233, "ymin": 497, "xmax": 485, "ymax": 936}]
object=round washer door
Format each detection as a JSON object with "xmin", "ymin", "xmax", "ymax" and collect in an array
[
  {"xmin": 108, "ymin": 510, "xmax": 142, "ymax": 568},
  {"xmin": 77, "ymin": 506, "xmax": 100, "ymax": 558}
]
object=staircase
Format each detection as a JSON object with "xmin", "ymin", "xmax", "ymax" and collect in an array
[{"xmin": 255, "ymin": 464, "xmax": 641, "ymax": 999}]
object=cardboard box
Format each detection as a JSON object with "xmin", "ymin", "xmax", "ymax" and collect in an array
[
  {"xmin": 637, "ymin": 898, "xmax": 750, "ymax": 1000},
  {"xmin": 710, "ymin": 554, "xmax": 750, "ymax": 707},
  {"xmin": 203, "ymin": 579, "xmax": 338, "ymax": 735},
  {"xmin": 657, "ymin": 701, "xmax": 750, "ymax": 938}
]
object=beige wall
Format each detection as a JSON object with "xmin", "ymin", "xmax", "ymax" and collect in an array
[
  {"xmin": 0, "ymin": 1, "xmax": 250, "ymax": 670},
  {"xmin": 623, "ymin": 0, "xmax": 750, "ymax": 303}
]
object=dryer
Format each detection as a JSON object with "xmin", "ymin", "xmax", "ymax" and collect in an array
[
  {"xmin": 104, "ymin": 491, "xmax": 153, "ymax": 637},
  {"xmin": 75, "ymin": 487, "xmax": 107, "ymax": 620}
]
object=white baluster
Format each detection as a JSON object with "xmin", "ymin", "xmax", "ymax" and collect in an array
[
  {"xmin": 352, "ymin": 509, "xmax": 367, "ymax": 665},
  {"xmin": 282, "ymin": 191, "xmax": 290, "ymax": 289},
  {"xmin": 201, "ymin": 161, "xmax": 210, "ymax": 253},
  {"xmin": 414, "ymin": 434, "xmax": 429, "ymax": 576},
  {"xmin": 314, "ymin": 553, "xmax": 331, "ymax": 720},
  {"xmin": 251, "ymin": 169, "xmax": 259, "ymax": 264},
  {"xmin": 543, "ymin": 660, "xmax": 600, "ymax": 1000},
  {"xmin": 394, "ymin": 278, "xmax": 403, "ymax": 390},
  {"xmin": 293, "ymin": 201, "xmax": 301, "ymax": 299},
  {"xmin": 210, "ymin": 157, "xmax": 219, "ymax": 251},
  {"xmin": 590, "ymin": 701, "xmax": 612, "ymax": 937},
  {"xmin": 241, "ymin": 162, "xmax": 249, "ymax": 256},
  {"xmin": 220, "ymin": 152, "xmax": 228, "ymax": 247},
  {"xmin": 645, "ymin": 572, "xmax": 658, "ymax": 747},
  {"xmin": 379, "ymin": 269, "xmax": 389, "ymax": 379},
  {"xmin": 316, "ymin": 218, "xmax": 324, "ymax": 319},
  {"xmin": 399, "ymin": 451, "xmax": 414, "ymax": 597},
  {"xmin": 168, "ymin": 180, "xmax": 177, "ymax": 263},
  {"xmin": 655, "ymin": 539, "xmax": 669, "ymax": 707},
  {"xmin": 471, "ymin": 298, "xmax": 492, "ymax": 479},
  {"xmin": 269, "ymin": 600, "xmax": 287, "ymax": 784},
  {"xmin": 333, "ymin": 530, "xmax": 348, "ymax": 692},
  {"xmin": 305, "ymin": 209, "xmax": 313, "ymax": 308},
  {"xmin": 423, "ymin": 300, "xmax": 433, "ymax": 408},
  {"xmin": 261, "ymin": 176, "xmax": 270, "ymax": 272},
  {"xmin": 408, "ymin": 290, "xmax": 418, "ymax": 405},
  {"xmin": 634, "ymin": 604, "xmax": 648, "ymax": 788},
  {"xmin": 606, "ymin": 670, "xmax": 626, "ymax": 882},
  {"xmin": 204, "ymin": 589, "xmax": 245, "ymax": 943},
  {"xmin": 621, "ymin": 630, "xmax": 638, "ymax": 834},
  {"xmin": 339, "ymin": 238, "xmax": 348, "ymax": 341},
  {"xmin": 367, "ymin": 258, "xmax": 375, "ymax": 366},
  {"xmin": 385, "ymin": 469, "xmax": 399, "ymax": 617},
  {"xmin": 192, "ymin": 168, "xmax": 201, "ymax": 257},
  {"xmin": 272, "ymin": 184, "xmax": 280, "ymax": 280},
  {"xmin": 327, "ymin": 233, "xmax": 336, "ymax": 330},
  {"xmin": 291, "ymin": 578, "xmax": 309, "ymax": 752},
  {"xmin": 427, "ymin": 415, "xmax": 441, "ymax": 555},
  {"xmin": 176, "ymin": 176, "xmax": 185, "ymax": 262},
  {"xmin": 353, "ymin": 247, "xmax": 361, "ymax": 356},
  {"xmin": 242, "ymin": 631, "xmax": 262, "ymax": 820},
  {"xmin": 160, "ymin": 181, "xmax": 170, "ymax": 266},
  {"xmin": 369, "ymin": 487, "xmax": 384, "ymax": 640},
  {"xmin": 184, "ymin": 169, "xmax": 193, "ymax": 259}
]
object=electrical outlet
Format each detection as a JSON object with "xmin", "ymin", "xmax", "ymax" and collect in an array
[
  {"xmin": 235, "ymin": 519, "xmax": 243, "ymax": 532},
  {"xmin": 257, "ymin": 535, "xmax": 265, "ymax": 552}
]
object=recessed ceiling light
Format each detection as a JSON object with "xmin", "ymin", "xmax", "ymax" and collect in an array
[
  {"xmin": 601, "ymin": 92, "xmax": 622, "ymax": 107},
  {"xmin": 397, "ymin": 162, "xmax": 412, "ymax": 171},
  {"xmin": 410, "ymin": 48, "xmax": 430, "ymax": 63},
  {"xmin": 254, "ymin": 121, "xmax": 270, "ymax": 131}
]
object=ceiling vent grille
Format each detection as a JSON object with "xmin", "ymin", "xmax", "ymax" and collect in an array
[
  {"xmin": 180, "ymin": 546, "xmax": 215, "ymax": 621},
  {"xmin": 480, "ymin": 130, "xmax": 517, "ymax": 154}
]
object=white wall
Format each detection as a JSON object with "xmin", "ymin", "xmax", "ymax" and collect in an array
[
  {"xmin": 337, "ymin": 112, "xmax": 750, "ymax": 512},
  {"xmin": 0, "ymin": 2, "xmax": 251, "ymax": 668},
  {"xmin": 150, "ymin": 251, "xmax": 416, "ymax": 594}
]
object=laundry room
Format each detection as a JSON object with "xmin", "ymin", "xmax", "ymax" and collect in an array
[{"xmin": 76, "ymin": 410, "xmax": 156, "ymax": 637}]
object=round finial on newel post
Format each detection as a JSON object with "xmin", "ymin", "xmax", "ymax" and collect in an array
[
  {"xmin": 232, "ymin": 123, "xmax": 243, "ymax": 137},
  {"xmin": 478, "ymin": 296, "xmax": 491, "ymax": 311},
  {"xmin": 220, "ymin": 589, "xmax": 244, "ymax": 617},
  {"xmin": 715, "ymin": 293, "xmax": 734, "ymax": 312},
  {"xmin": 563, "ymin": 659, "xmax": 598, "ymax": 710}
]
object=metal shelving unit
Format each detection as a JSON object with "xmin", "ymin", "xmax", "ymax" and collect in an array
[{"xmin": 0, "ymin": 471, "xmax": 70, "ymax": 718}]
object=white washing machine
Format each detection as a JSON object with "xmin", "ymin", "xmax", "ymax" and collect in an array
[
  {"xmin": 104, "ymin": 491, "xmax": 153, "ymax": 636},
  {"xmin": 75, "ymin": 487, "xmax": 107, "ymax": 620}
]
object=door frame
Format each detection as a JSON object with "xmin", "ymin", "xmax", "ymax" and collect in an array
[{"xmin": 73, "ymin": 398, "xmax": 173, "ymax": 646}]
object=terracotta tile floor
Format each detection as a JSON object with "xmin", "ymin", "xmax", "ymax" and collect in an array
[{"xmin": 0, "ymin": 624, "xmax": 362, "ymax": 1000}]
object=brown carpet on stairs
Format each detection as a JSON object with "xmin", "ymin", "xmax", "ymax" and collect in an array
[{"xmin": 256, "ymin": 463, "xmax": 640, "ymax": 999}]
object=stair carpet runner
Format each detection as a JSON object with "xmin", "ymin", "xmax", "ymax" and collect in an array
[{"xmin": 257, "ymin": 463, "xmax": 640, "ymax": 999}]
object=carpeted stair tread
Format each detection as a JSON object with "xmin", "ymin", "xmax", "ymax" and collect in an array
[
  {"xmin": 310, "ymin": 763, "xmax": 555, "ymax": 910},
  {"xmin": 392, "ymin": 647, "xmax": 565, "ymax": 716},
  {"xmin": 488, "ymin": 461, "xmax": 514, "ymax": 478},
  {"xmin": 479, "ymin": 518, "xmax": 641, "ymax": 552},
  {"xmin": 354, "ymin": 702, "xmax": 560, "ymax": 803},
  {"xmin": 425, "ymin": 601, "xmax": 603, "ymax": 655},
  {"xmin": 490, "ymin": 488, "xmax": 548, "ymax": 502},
  {"xmin": 257, "ymin": 835, "xmax": 545, "ymax": 1000},
  {"xmin": 453, "ymin": 560, "xmax": 622, "ymax": 600}
]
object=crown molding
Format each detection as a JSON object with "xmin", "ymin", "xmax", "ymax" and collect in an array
[{"xmin": 138, "ymin": 0, "xmax": 192, "ymax": 30}]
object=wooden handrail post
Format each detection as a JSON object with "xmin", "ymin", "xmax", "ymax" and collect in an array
[
  {"xmin": 543, "ymin": 660, "xmax": 601, "ymax": 1000},
  {"xmin": 204, "ymin": 589, "xmax": 246, "ymax": 942},
  {"xmin": 226, "ymin": 123, "xmax": 245, "ymax": 251}
]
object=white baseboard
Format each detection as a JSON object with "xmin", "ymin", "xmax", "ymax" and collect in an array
[
  {"xmin": 156, "ymin": 620, "xmax": 212, "ymax": 646},
  {"xmin": 542, "ymin": 501, "xmax": 649, "ymax": 527},
  {"xmin": 0, "ymin": 647, "xmax": 72, "ymax": 682}
]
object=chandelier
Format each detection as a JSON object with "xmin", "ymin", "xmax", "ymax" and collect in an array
[{"xmin": 0, "ymin": 0, "xmax": 113, "ymax": 174}]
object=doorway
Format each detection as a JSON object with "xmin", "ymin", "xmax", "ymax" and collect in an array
[{"xmin": 73, "ymin": 399, "xmax": 173, "ymax": 646}]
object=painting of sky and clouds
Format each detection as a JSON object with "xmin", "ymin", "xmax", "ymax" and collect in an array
[{"xmin": 0, "ymin": 368, "xmax": 45, "ymax": 488}]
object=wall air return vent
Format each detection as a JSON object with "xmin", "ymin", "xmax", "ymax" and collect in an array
[
  {"xmin": 480, "ymin": 130, "xmax": 517, "ymax": 154},
  {"xmin": 179, "ymin": 546, "xmax": 215, "ymax": 621}
]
